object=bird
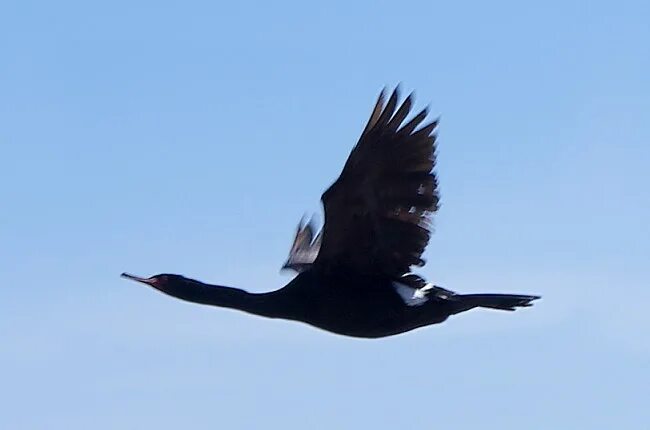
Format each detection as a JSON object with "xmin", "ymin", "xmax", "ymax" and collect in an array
[{"xmin": 121, "ymin": 86, "xmax": 540, "ymax": 338}]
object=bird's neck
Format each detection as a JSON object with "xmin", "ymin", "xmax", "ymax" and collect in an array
[{"xmin": 161, "ymin": 279, "xmax": 292, "ymax": 319}]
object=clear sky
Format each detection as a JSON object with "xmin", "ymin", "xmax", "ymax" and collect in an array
[{"xmin": 2, "ymin": 0, "xmax": 649, "ymax": 428}]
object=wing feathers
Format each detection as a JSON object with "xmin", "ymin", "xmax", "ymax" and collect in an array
[
  {"xmin": 360, "ymin": 89, "xmax": 387, "ymax": 136},
  {"xmin": 397, "ymin": 108, "xmax": 429, "ymax": 137},
  {"xmin": 315, "ymin": 86, "xmax": 440, "ymax": 277},
  {"xmin": 375, "ymin": 87, "xmax": 400, "ymax": 129},
  {"xmin": 284, "ymin": 217, "xmax": 322, "ymax": 272}
]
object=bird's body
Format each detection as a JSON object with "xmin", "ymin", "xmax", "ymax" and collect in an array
[
  {"xmin": 122, "ymin": 86, "xmax": 540, "ymax": 338},
  {"xmin": 141, "ymin": 271, "xmax": 452, "ymax": 338},
  {"xmin": 264, "ymin": 270, "xmax": 451, "ymax": 338}
]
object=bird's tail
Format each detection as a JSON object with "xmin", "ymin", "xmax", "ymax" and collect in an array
[{"xmin": 453, "ymin": 294, "xmax": 540, "ymax": 312}]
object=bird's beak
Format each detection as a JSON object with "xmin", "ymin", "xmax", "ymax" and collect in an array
[{"xmin": 121, "ymin": 272, "xmax": 155, "ymax": 285}]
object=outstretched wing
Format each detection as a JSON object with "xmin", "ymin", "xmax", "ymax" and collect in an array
[
  {"xmin": 282, "ymin": 217, "xmax": 322, "ymax": 273},
  {"xmin": 313, "ymin": 87, "xmax": 439, "ymax": 277}
]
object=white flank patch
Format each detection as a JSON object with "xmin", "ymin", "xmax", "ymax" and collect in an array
[{"xmin": 392, "ymin": 282, "xmax": 434, "ymax": 306}]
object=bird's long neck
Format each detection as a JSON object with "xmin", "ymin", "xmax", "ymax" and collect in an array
[{"xmin": 161, "ymin": 279, "xmax": 292, "ymax": 319}]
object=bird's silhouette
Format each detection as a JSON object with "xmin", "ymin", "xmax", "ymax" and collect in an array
[{"xmin": 122, "ymin": 87, "xmax": 539, "ymax": 338}]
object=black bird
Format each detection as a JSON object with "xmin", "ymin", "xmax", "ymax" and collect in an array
[{"xmin": 122, "ymin": 87, "xmax": 540, "ymax": 338}]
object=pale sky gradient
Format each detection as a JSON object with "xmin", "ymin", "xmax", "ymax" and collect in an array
[{"xmin": 2, "ymin": 0, "xmax": 649, "ymax": 429}]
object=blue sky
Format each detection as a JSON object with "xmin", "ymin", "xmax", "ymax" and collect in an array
[{"xmin": 2, "ymin": 0, "xmax": 649, "ymax": 428}]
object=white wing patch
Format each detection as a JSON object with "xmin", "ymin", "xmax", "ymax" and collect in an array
[{"xmin": 392, "ymin": 282, "xmax": 435, "ymax": 306}]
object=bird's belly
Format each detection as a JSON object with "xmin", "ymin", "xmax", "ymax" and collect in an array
[
  {"xmin": 303, "ymin": 289, "xmax": 415, "ymax": 338},
  {"xmin": 287, "ymin": 273, "xmax": 449, "ymax": 338}
]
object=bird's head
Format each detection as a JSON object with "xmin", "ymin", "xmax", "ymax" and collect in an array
[
  {"xmin": 120, "ymin": 272, "xmax": 243, "ymax": 308},
  {"xmin": 120, "ymin": 272, "xmax": 186, "ymax": 293}
]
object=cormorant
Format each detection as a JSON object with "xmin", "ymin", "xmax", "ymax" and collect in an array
[{"xmin": 122, "ymin": 87, "xmax": 539, "ymax": 338}]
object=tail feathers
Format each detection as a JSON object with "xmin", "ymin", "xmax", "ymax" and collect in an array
[{"xmin": 459, "ymin": 294, "xmax": 541, "ymax": 311}]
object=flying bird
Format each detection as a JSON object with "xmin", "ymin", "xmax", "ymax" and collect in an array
[{"xmin": 122, "ymin": 87, "xmax": 539, "ymax": 338}]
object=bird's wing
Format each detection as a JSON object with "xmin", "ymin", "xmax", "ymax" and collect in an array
[
  {"xmin": 282, "ymin": 217, "xmax": 322, "ymax": 272},
  {"xmin": 313, "ymin": 86, "xmax": 439, "ymax": 277}
]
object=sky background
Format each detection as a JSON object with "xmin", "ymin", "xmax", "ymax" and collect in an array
[{"xmin": 2, "ymin": 0, "xmax": 649, "ymax": 428}]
